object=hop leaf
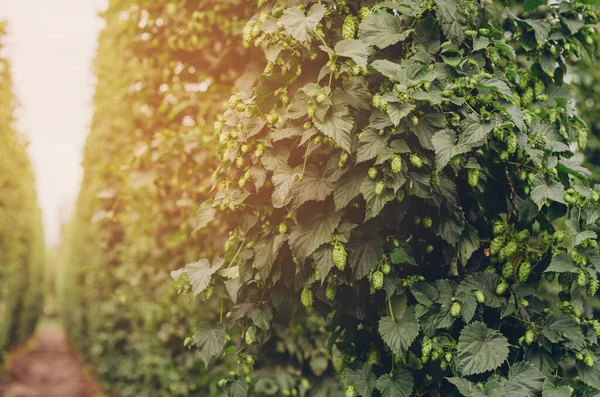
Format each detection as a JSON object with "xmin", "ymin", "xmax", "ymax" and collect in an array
[{"xmin": 457, "ymin": 322, "xmax": 509, "ymax": 376}]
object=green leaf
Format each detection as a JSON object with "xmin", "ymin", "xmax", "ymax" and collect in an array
[
  {"xmin": 280, "ymin": 3, "xmax": 326, "ymax": 44},
  {"xmin": 577, "ymin": 362, "xmax": 600, "ymax": 390},
  {"xmin": 390, "ymin": 248, "xmax": 417, "ymax": 266},
  {"xmin": 347, "ymin": 363, "xmax": 377, "ymax": 396},
  {"xmin": 435, "ymin": 0, "xmax": 466, "ymax": 42},
  {"xmin": 524, "ymin": 0, "xmax": 547, "ymax": 11},
  {"xmin": 458, "ymin": 224, "xmax": 480, "ymax": 267},
  {"xmin": 378, "ymin": 309, "xmax": 420, "ymax": 357},
  {"xmin": 357, "ymin": 130, "xmax": 388, "ymax": 163},
  {"xmin": 544, "ymin": 253, "xmax": 578, "ymax": 273},
  {"xmin": 334, "ymin": 167, "xmax": 367, "ymax": 210},
  {"xmin": 461, "ymin": 113, "xmax": 497, "ymax": 146},
  {"xmin": 359, "ymin": 10, "xmax": 412, "ymax": 49},
  {"xmin": 458, "ymin": 273, "xmax": 506, "ymax": 308},
  {"xmin": 254, "ymin": 235, "xmax": 285, "ymax": 280},
  {"xmin": 228, "ymin": 380, "xmax": 250, "ymax": 397},
  {"xmin": 446, "ymin": 378, "xmax": 482, "ymax": 397},
  {"xmin": 185, "ymin": 258, "xmax": 224, "ymax": 297},
  {"xmin": 313, "ymin": 104, "xmax": 354, "ymax": 152},
  {"xmin": 289, "ymin": 211, "xmax": 342, "ymax": 261},
  {"xmin": 360, "ymin": 179, "xmax": 395, "ymax": 220},
  {"xmin": 473, "ymin": 37, "xmax": 490, "ymax": 52},
  {"xmin": 350, "ymin": 236, "xmax": 384, "ymax": 280},
  {"xmin": 251, "ymin": 307, "xmax": 273, "ymax": 331},
  {"xmin": 504, "ymin": 362, "xmax": 545, "ymax": 397},
  {"xmin": 543, "ymin": 312, "xmax": 585, "ymax": 350},
  {"xmin": 478, "ymin": 78, "xmax": 513, "ymax": 98},
  {"xmin": 542, "ymin": 380, "xmax": 573, "ymax": 397},
  {"xmin": 524, "ymin": 19, "xmax": 551, "ymax": 44},
  {"xmin": 313, "ymin": 245, "xmax": 335, "ymax": 282},
  {"xmin": 387, "ymin": 103, "xmax": 414, "ymax": 126},
  {"xmin": 574, "ymin": 230, "xmax": 597, "ymax": 246},
  {"xmin": 271, "ymin": 164, "xmax": 302, "ymax": 208},
  {"xmin": 194, "ymin": 201, "xmax": 217, "ymax": 232},
  {"xmin": 531, "ymin": 178, "xmax": 566, "ymax": 206},
  {"xmin": 457, "ymin": 322, "xmax": 509, "ymax": 376},
  {"xmin": 431, "ymin": 129, "xmax": 472, "ymax": 170},
  {"xmin": 333, "ymin": 39, "xmax": 369, "ymax": 69},
  {"xmin": 375, "ymin": 369, "xmax": 414, "ymax": 397},
  {"xmin": 193, "ymin": 323, "xmax": 227, "ymax": 367}
]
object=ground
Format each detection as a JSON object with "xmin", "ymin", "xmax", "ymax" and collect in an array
[{"xmin": 0, "ymin": 325, "xmax": 102, "ymax": 397}]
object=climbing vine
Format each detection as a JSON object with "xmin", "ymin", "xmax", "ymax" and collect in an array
[
  {"xmin": 175, "ymin": 1, "xmax": 600, "ymax": 396},
  {"xmin": 0, "ymin": 21, "xmax": 46, "ymax": 363}
]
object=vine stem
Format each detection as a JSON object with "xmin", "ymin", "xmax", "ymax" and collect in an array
[
  {"xmin": 219, "ymin": 299, "xmax": 224, "ymax": 324},
  {"xmin": 227, "ymin": 238, "xmax": 247, "ymax": 268},
  {"xmin": 388, "ymin": 299, "xmax": 395, "ymax": 321}
]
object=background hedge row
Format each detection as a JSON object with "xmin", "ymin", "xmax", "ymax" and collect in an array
[{"xmin": 0, "ymin": 21, "xmax": 46, "ymax": 364}]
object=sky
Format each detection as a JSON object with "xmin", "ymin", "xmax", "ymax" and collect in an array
[{"xmin": 1, "ymin": 0, "xmax": 108, "ymax": 247}]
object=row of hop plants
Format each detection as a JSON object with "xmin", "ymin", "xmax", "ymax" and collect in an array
[
  {"xmin": 57, "ymin": 0, "xmax": 264, "ymax": 395},
  {"xmin": 169, "ymin": 0, "xmax": 600, "ymax": 396},
  {"xmin": 0, "ymin": 21, "xmax": 46, "ymax": 365}
]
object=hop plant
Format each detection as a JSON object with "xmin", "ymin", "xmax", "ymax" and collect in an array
[
  {"xmin": 332, "ymin": 242, "xmax": 347, "ymax": 271},
  {"xmin": 589, "ymin": 278, "xmax": 599, "ymax": 296},
  {"xmin": 474, "ymin": 290, "xmax": 485, "ymax": 304},
  {"xmin": 372, "ymin": 271, "xmax": 384, "ymax": 290},
  {"xmin": 577, "ymin": 269, "xmax": 587, "ymax": 288},
  {"xmin": 342, "ymin": 15, "xmax": 357, "ymax": 40},
  {"xmin": 450, "ymin": 302, "xmax": 461, "ymax": 317},
  {"xmin": 391, "ymin": 155, "xmax": 402, "ymax": 173},
  {"xmin": 506, "ymin": 133, "xmax": 517, "ymax": 155},
  {"xmin": 301, "ymin": 287, "xmax": 313, "ymax": 309},
  {"xmin": 410, "ymin": 154, "xmax": 423, "ymax": 168},
  {"xmin": 518, "ymin": 261, "xmax": 531, "ymax": 283},
  {"xmin": 468, "ymin": 168, "xmax": 479, "ymax": 187},
  {"xmin": 496, "ymin": 282, "xmax": 507, "ymax": 295},
  {"xmin": 368, "ymin": 167, "xmax": 378, "ymax": 180}
]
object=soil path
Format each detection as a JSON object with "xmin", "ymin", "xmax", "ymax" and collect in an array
[{"xmin": 0, "ymin": 326, "xmax": 99, "ymax": 397}]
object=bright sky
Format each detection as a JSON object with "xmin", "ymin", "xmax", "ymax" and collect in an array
[{"xmin": 1, "ymin": 0, "xmax": 108, "ymax": 247}]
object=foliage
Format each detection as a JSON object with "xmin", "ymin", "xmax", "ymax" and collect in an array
[
  {"xmin": 0, "ymin": 21, "xmax": 46, "ymax": 363},
  {"xmin": 57, "ymin": 1, "xmax": 257, "ymax": 395},
  {"xmin": 174, "ymin": 0, "xmax": 600, "ymax": 396}
]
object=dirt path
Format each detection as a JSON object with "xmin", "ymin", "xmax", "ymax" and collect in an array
[{"xmin": 0, "ymin": 326, "xmax": 100, "ymax": 397}]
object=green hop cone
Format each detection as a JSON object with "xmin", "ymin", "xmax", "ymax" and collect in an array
[
  {"xmin": 345, "ymin": 385, "xmax": 356, "ymax": 397},
  {"xmin": 368, "ymin": 167, "xmax": 378, "ymax": 180},
  {"xmin": 493, "ymin": 221, "xmax": 505, "ymax": 235},
  {"xmin": 342, "ymin": 15, "xmax": 357, "ymax": 40},
  {"xmin": 410, "ymin": 154, "xmax": 423, "ymax": 168},
  {"xmin": 588, "ymin": 278, "xmax": 599, "ymax": 296},
  {"xmin": 431, "ymin": 351, "xmax": 439, "ymax": 361},
  {"xmin": 245, "ymin": 326, "xmax": 257, "ymax": 345},
  {"xmin": 518, "ymin": 261, "xmax": 531, "ymax": 283},
  {"xmin": 577, "ymin": 270, "xmax": 586, "ymax": 288},
  {"xmin": 358, "ymin": 7, "xmax": 371, "ymax": 19},
  {"xmin": 474, "ymin": 290, "xmax": 485, "ymax": 304},
  {"xmin": 502, "ymin": 262, "xmax": 513, "ymax": 279},
  {"xmin": 522, "ymin": 87, "xmax": 534, "ymax": 106},
  {"xmin": 450, "ymin": 302, "xmax": 461, "ymax": 317},
  {"xmin": 445, "ymin": 352, "xmax": 453, "ymax": 363},
  {"xmin": 430, "ymin": 170, "xmax": 440, "ymax": 189},
  {"xmin": 301, "ymin": 287, "xmax": 313, "ymax": 309},
  {"xmin": 584, "ymin": 354, "xmax": 595, "ymax": 368},
  {"xmin": 278, "ymin": 223, "xmax": 287, "ymax": 234},
  {"xmin": 504, "ymin": 241, "xmax": 518, "ymax": 257},
  {"xmin": 422, "ymin": 341, "xmax": 432, "ymax": 357},
  {"xmin": 422, "ymin": 216, "xmax": 433, "ymax": 229},
  {"xmin": 468, "ymin": 168, "xmax": 479, "ymax": 187},
  {"xmin": 332, "ymin": 242, "xmax": 347, "ymax": 271},
  {"xmin": 578, "ymin": 129, "xmax": 588, "ymax": 150},
  {"xmin": 325, "ymin": 283, "xmax": 336, "ymax": 301},
  {"xmin": 534, "ymin": 79, "xmax": 545, "ymax": 98},
  {"xmin": 440, "ymin": 360, "xmax": 448, "ymax": 370},
  {"xmin": 375, "ymin": 181, "xmax": 385, "ymax": 196},
  {"xmin": 506, "ymin": 133, "xmax": 517, "ymax": 155},
  {"xmin": 496, "ymin": 282, "xmax": 508, "ymax": 295},
  {"xmin": 524, "ymin": 329, "xmax": 534, "ymax": 345},
  {"xmin": 372, "ymin": 271, "xmax": 384, "ymax": 290},
  {"xmin": 490, "ymin": 236, "xmax": 504, "ymax": 256},
  {"xmin": 391, "ymin": 155, "xmax": 402, "ymax": 173},
  {"xmin": 381, "ymin": 263, "xmax": 391, "ymax": 275},
  {"xmin": 553, "ymin": 230, "xmax": 566, "ymax": 243}
]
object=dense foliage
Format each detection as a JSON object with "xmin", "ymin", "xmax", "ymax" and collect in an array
[
  {"xmin": 57, "ymin": 1, "xmax": 257, "ymax": 395},
  {"xmin": 172, "ymin": 1, "xmax": 600, "ymax": 396},
  {"xmin": 0, "ymin": 21, "xmax": 46, "ymax": 363}
]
